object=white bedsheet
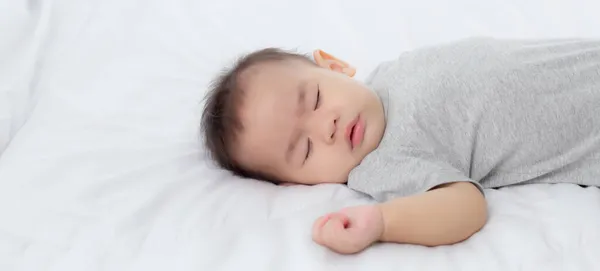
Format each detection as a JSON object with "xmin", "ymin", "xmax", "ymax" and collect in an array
[
  {"xmin": 0, "ymin": 0, "xmax": 51, "ymax": 154},
  {"xmin": 1, "ymin": 0, "xmax": 599, "ymax": 270}
]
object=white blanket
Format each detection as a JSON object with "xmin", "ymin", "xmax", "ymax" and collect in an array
[{"xmin": 1, "ymin": 0, "xmax": 599, "ymax": 270}]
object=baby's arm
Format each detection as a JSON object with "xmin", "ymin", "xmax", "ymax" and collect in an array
[
  {"xmin": 379, "ymin": 182, "xmax": 487, "ymax": 246},
  {"xmin": 312, "ymin": 182, "xmax": 487, "ymax": 254}
]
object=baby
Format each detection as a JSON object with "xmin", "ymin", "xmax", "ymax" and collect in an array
[{"xmin": 202, "ymin": 37, "xmax": 600, "ymax": 254}]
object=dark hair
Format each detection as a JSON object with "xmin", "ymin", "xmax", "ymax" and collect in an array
[{"xmin": 201, "ymin": 48, "xmax": 313, "ymax": 182}]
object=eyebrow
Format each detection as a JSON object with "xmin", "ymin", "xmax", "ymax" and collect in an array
[{"xmin": 285, "ymin": 80, "xmax": 308, "ymax": 164}]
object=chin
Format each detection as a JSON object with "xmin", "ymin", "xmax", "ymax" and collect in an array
[{"xmin": 337, "ymin": 174, "xmax": 352, "ymax": 184}]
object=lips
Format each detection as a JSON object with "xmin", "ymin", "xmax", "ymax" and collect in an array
[{"xmin": 345, "ymin": 116, "xmax": 365, "ymax": 150}]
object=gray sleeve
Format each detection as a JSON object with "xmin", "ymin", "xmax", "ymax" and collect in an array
[{"xmin": 347, "ymin": 146, "xmax": 484, "ymax": 202}]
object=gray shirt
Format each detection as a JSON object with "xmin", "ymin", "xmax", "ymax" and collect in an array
[{"xmin": 347, "ymin": 37, "xmax": 600, "ymax": 202}]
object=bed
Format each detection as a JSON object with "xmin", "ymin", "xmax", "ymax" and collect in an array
[{"xmin": 1, "ymin": 0, "xmax": 599, "ymax": 270}]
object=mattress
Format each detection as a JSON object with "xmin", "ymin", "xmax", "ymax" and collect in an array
[{"xmin": 0, "ymin": 0, "xmax": 599, "ymax": 270}]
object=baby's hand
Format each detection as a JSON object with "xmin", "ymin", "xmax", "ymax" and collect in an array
[{"xmin": 312, "ymin": 205, "xmax": 384, "ymax": 254}]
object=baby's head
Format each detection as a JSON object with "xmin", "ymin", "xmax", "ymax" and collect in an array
[{"xmin": 202, "ymin": 48, "xmax": 385, "ymax": 185}]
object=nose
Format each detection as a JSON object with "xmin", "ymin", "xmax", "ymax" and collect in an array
[{"xmin": 306, "ymin": 110, "xmax": 339, "ymax": 145}]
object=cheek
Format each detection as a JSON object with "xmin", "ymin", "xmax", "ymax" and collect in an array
[
  {"xmin": 310, "ymin": 148, "xmax": 353, "ymax": 181},
  {"xmin": 329, "ymin": 86, "xmax": 368, "ymax": 109}
]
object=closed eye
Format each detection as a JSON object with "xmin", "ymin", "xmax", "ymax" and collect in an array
[
  {"xmin": 304, "ymin": 138, "xmax": 312, "ymax": 162},
  {"xmin": 314, "ymin": 85, "xmax": 320, "ymax": 110}
]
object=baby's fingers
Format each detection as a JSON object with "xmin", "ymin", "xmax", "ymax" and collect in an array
[
  {"xmin": 319, "ymin": 215, "xmax": 356, "ymax": 253},
  {"xmin": 312, "ymin": 215, "xmax": 330, "ymax": 242},
  {"xmin": 312, "ymin": 213, "xmax": 348, "ymax": 244}
]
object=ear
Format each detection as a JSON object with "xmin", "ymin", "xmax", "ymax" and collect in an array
[{"xmin": 313, "ymin": 49, "xmax": 356, "ymax": 77}]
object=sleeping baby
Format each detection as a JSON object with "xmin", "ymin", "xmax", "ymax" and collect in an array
[{"xmin": 201, "ymin": 37, "xmax": 600, "ymax": 254}]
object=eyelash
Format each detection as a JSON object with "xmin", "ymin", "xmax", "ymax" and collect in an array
[
  {"xmin": 314, "ymin": 85, "xmax": 321, "ymax": 110},
  {"xmin": 304, "ymin": 139, "xmax": 312, "ymax": 161},
  {"xmin": 305, "ymin": 85, "xmax": 320, "ymax": 162}
]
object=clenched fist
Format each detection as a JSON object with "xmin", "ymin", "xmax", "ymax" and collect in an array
[{"xmin": 312, "ymin": 204, "xmax": 384, "ymax": 254}]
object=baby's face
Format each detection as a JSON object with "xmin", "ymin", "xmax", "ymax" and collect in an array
[{"xmin": 235, "ymin": 60, "xmax": 385, "ymax": 185}]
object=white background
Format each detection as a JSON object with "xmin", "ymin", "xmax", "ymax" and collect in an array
[{"xmin": 1, "ymin": 0, "xmax": 599, "ymax": 270}]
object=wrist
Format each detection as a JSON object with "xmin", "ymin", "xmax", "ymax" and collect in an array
[
  {"xmin": 377, "ymin": 200, "xmax": 411, "ymax": 243},
  {"xmin": 375, "ymin": 204, "xmax": 388, "ymax": 242}
]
